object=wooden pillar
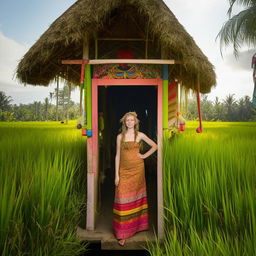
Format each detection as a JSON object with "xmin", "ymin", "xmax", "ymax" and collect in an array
[
  {"xmin": 86, "ymin": 65, "xmax": 92, "ymax": 131},
  {"xmin": 157, "ymin": 79, "xmax": 164, "ymax": 240},
  {"xmin": 162, "ymin": 64, "xmax": 169, "ymax": 133},
  {"xmin": 196, "ymin": 75, "xmax": 203, "ymax": 133},
  {"xmin": 83, "ymin": 35, "xmax": 96, "ymax": 231}
]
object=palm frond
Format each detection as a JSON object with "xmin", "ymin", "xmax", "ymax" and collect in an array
[
  {"xmin": 217, "ymin": 6, "xmax": 256, "ymax": 56},
  {"xmin": 228, "ymin": 0, "xmax": 256, "ymax": 16}
]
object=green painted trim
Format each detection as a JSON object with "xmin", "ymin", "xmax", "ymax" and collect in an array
[
  {"xmin": 83, "ymin": 66, "xmax": 87, "ymax": 127},
  {"xmin": 163, "ymin": 79, "xmax": 168, "ymax": 129},
  {"xmin": 86, "ymin": 64, "xmax": 92, "ymax": 129}
]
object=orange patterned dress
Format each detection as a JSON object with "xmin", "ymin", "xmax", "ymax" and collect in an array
[{"xmin": 113, "ymin": 141, "xmax": 149, "ymax": 239}]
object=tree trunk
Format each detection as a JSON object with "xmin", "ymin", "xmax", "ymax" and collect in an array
[{"xmin": 56, "ymin": 76, "xmax": 59, "ymax": 121}]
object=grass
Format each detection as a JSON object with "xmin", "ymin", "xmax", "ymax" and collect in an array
[
  {"xmin": 147, "ymin": 121, "xmax": 256, "ymax": 255},
  {"xmin": 1, "ymin": 120, "xmax": 256, "ymax": 255},
  {"xmin": 0, "ymin": 121, "xmax": 87, "ymax": 255}
]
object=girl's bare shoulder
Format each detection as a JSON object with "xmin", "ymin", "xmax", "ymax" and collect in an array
[
  {"xmin": 137, "ymin": 132, "xmax": 145, "ymax": 141},
  {"xmin": 138, "ymin": 131, "xmax": 146, "ymax": 138}
]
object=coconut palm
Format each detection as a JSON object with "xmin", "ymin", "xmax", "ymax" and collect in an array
[
  {"xmin": 217, "ymin": 0, "xmax": 256, "ymax": 56},
  {"xmin": 224, "ymin": 94, "xmax": 237, "ymax": 120},
  {"xmin": 0, "ymin": 91, "xmax": 12, "ymax": 111}
]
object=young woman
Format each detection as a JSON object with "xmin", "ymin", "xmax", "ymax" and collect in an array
[{"xmin": 113, "ymin": 112, "xmax": 158, "ymax": 246}]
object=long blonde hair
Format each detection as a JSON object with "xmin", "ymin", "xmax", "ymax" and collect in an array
[{"xmin": 120, "ymin": 112, "xmax": 140, "ymax": 143}]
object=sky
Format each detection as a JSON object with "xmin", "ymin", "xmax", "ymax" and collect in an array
[{"xmin": 0, "ymin": 0, "xmax": 255, "ymax": 104}]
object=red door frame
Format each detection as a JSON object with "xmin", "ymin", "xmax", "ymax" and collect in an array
[{"xmin": 86, "ymin": 78, "xmax": 164, "ymax": 239}]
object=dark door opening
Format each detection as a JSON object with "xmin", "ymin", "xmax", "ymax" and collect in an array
[{"xmin": 97, "ymin": 86, "xmax": 157, "ymax": 238}]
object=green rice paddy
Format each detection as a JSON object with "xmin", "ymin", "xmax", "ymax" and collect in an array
[
  {"xmin": 147, "ymin": 121, "xmax": 256, "ymax": 255},
  {"xmin": 0, "ymin": 121, "xmax": 87, "ymax": 255},
  {"xmin": 0, "ymin": 121, "xmax": 255, "ymax": 255}
]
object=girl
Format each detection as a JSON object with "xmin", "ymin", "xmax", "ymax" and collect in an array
[{"xmin": 113, "ymin": 112, "xmax": 158, "ymax": 246}]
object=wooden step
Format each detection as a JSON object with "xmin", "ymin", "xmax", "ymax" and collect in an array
[{"xmin": 77, "ymin": 226, "xmax": 158, "ymax": 250}]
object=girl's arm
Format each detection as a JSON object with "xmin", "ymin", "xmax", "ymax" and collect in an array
[
  {"xmin": 115, "ymin": 134, "xmax": 121, "ymax": 179},
  {"xmin": 138, "ymin": 132, "xmax": 158, "ymax": 159}
]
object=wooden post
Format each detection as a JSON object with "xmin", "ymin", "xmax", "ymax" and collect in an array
[
  {"xmin": 86, "ymin": 64, "xmax": 92, "ymax": 131},
  {"xmin": 160, "ymin": 46, "xmax": 168, "ymax": 240},
  {"xmin": 145, "ymin": 20, "xmax": 149, "ymax": 59},
  {"xmin": 95, "ymin": 39, "xmax": 98, "ymax": 59},
  {"xmin": 83, "ymin": 66, "xmax": 87, "ymax": 126},
  {"xmin": 162, "ymin": 64, "xmax": 169, "ymax": 132},
  {"xmin": 83, "ymin": 35, "xmax": 95, "ymax": 231},
  {"xmin": 196, "ymin": 75, "xmax": 203, "ymax": 133},
  {"xmin": 55, "ymin": 76, "xmax": 59, "ymax": 121},
  {"xmin": 157, "ymin": 79, "xmax": 164, "ymax": 241},
  {"xmin": 79, "ymin": 63, "xmax": 85, "ymax": 118}
]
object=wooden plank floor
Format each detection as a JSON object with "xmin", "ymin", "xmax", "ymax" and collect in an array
[{"xmin": 78, "ymin": 160, "xmax": 158, "ymax": 250}]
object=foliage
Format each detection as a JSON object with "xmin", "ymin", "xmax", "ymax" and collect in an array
[
  {"xmin": 147, "ymin": 121, "xmax": 256, "ymax": 255},
  {"xmin": 0, "ymin": 91, "xmax": 80, "ymax": 122},
  {"xmin": 0, "ymin": 121, "xmax": 87, "ymax": 255},
  {"xmin": 0, "ymin": 91, "xmax": 12, "ymax": 111},
  {"xmin": 217, "ymin": 0, "xmax": 256, "ymax": 56},
  {"xmin": 186, "ymin": 94, "xmax": 256, "ymax": 121}
]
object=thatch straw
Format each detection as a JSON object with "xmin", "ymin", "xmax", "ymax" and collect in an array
[{"xmin": 16, "ymin": 0, "xmax": 216, "ymax": 93}]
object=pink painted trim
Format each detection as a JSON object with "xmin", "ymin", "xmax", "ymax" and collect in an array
[
  {"xmin": 157, "ymin": 80, "xmax": 164, "ymax": 240},
  {"xmin": 92, "ymin": 79, "xmax": 98, "ymax": 174},
  {"xmin": 93, "ymin": 78, "xmax": 160, "ymax": 86}
]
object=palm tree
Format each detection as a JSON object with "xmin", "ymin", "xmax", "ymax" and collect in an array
[
  {"xmin": 224, "ymin": 94, "xmax": 237, "ymax": 120},
  {"xmin": 217, "ymin": 0, "xmax": 256, "ymax": 56},
  {"xmin": 44, "ymin": 97, "xmax": 49, "ymax": 121},
  {"xmin": 0, "ymin": 91, "xmax": 12, "ymax": 111},
  {"xmin": 55, "ymin": 76, "xmax": 60, "ymax": 121}
]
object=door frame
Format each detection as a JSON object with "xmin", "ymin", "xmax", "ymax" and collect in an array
[{"xmin": 86, "ymin": 78, "xmax": 164, "ymax": 239}]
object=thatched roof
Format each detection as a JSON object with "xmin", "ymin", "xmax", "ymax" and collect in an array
[{"xmin": 16, "ymin": 0, "xmax": 216, "ymax": 93}]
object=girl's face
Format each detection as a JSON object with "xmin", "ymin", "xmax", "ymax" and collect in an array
[{"xmin": 125, "ymin": 115, "xmax": 136, "ymax": 129}]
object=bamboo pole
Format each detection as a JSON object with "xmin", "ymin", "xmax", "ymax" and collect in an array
[
  {"xmin": 162, "ymin": 65, "xmax": 169, "ymax": 130},
  {"xmin": 196, "ymin": 75, "xmax": 203, "ymax": 133},
  {"xmin": 161, "ymin": 47, "xmax": 169, "ymax": 132},
  {"xmin": 62, "ymin": 59, "xmax": 180, "ymax": 65},
  {"xmin": 56, "ymin": 76, "xmax": 59, "ymax": 121},
  {"xmin": 95, "ymin": 39, "xmax": 98, "ymax": 59},
  {"xmin": 86, "ymin": 64, "xmax": 92, "ymax": 130},
  {"xmin": 83, "ymin": 36, "xmax": 89, "ymax": 127}
]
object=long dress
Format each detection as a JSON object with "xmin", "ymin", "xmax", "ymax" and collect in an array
[{"xmin": 113, "ymin": 141, "xmax": 149, "ymax": 239}]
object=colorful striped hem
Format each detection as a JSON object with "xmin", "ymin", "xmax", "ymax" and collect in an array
[{"xmin": 113, "ymin": 203, "xmax": 148, "ymax": 216}]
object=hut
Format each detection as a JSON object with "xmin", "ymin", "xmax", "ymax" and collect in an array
[{"xmin": 16, "ymin": 0, "xmax": 216, "ymax": 250}]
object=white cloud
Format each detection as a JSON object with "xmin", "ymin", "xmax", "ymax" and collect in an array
[
  {"xmin": 0, "ymin": 31, "xmax": 28, "ymax": 85},
  {"xmin": 0, "ymin": 31, "xmax": 80, "ymax": 104},
  {"xmin": 224, "ymin": 50, "xmax": 255, "ymax": 71},
  {"xmin": 0, "ymin": 1, "xmax": 254, "ymax": 104},
  {"xmin": 164, "ymin": 0, "xmax": 253, "ymax": 101},
  {"xmin": 208, "ymin": 62, "xmax": 253, "ymax": 101}
]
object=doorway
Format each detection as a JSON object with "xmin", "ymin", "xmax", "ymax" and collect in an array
[
  {"xmin": 87, "ymin": 78, "xmax": 163, "ymax": 241},
  {"xmin": 97, "ymin": 85, "xmax": 158, "ymax": 235}
]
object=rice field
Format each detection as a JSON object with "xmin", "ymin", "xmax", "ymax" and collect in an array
[
  {"xmin": 0, "ymin": 121, "xmax": 87, "ymax": 255},
  {"xmin": 1, "ymin": 121, "xmax": 256, "ymax": 255},
  {"xmin": 147, "ymin": 121, "xmax": 256, "ymax": 255}
]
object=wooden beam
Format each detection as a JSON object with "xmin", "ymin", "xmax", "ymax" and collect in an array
[
  {"xmin": 62, "ymin": 59, "xmax": 182, "ymax": 65},
  {"xmin": 89, "ymin": 59, "xmax": 178, "ymax": 64},
  {"xmin": 62, "ymin": 60, "xmax": 89, "ymax": 65}
]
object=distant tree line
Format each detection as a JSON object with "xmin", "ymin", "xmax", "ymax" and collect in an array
[
  {"xmin": 0, "ymin": 88, "xmax": 80, "ymax": 122},
  {"xmin": 1, "ymin": 90, "xmax": 255, "ymax": 122},
  {"xmin": 186, "ymin": 94, "xmax": 256, "ymax": 121}
]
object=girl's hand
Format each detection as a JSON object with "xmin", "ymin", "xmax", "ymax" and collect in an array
[
  {"xmin": 137, "ymin": 153, "xmax": 146, "ymax": 159},
  {"xmin": 115, "ymin": 176, "xmax": 119, "ymax": 186}
]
